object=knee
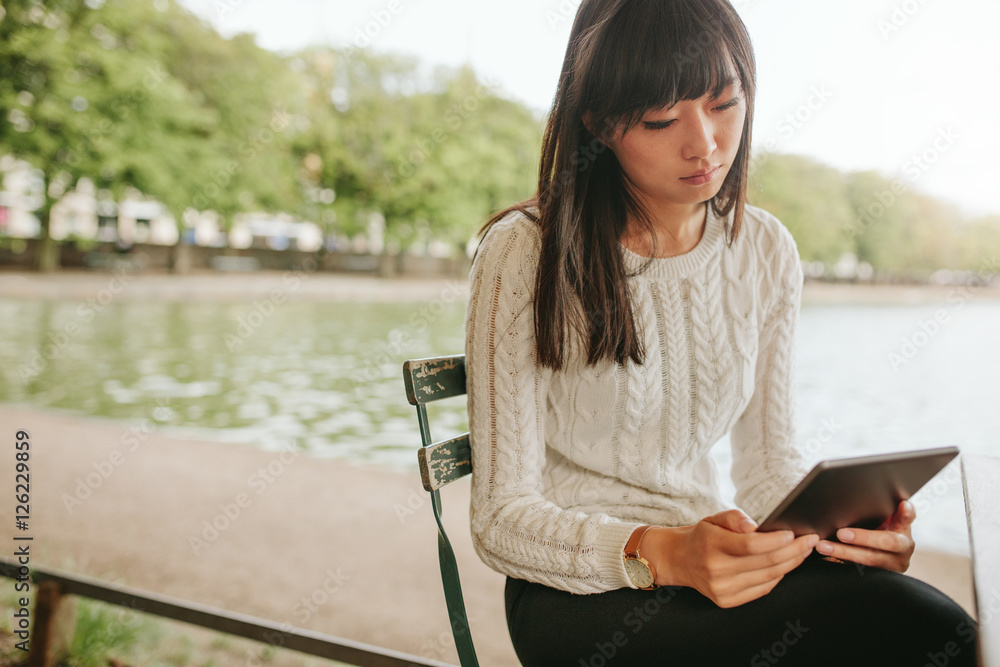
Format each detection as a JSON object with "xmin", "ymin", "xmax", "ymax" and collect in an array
[{"xmin": 864, "ymin": 573, "xmax": 978, "ymax": 655}]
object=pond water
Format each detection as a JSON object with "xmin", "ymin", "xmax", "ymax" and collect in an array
[{"xmin": 1, "ymin": 292, "xmax": 997, "ymax": 554}]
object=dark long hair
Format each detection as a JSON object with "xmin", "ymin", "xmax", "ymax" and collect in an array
[{"xmin": 477, "ymin": 0, "xmax": 756, "ymax": 370}]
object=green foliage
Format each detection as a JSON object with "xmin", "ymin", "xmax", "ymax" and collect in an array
[
  {"xmin": 749, "ymin": 153, "xmax": 853, "ymax": 264},
  {"xmin": 66, "ymin": 598, "xmax": 159, "ymax": 667},
  {"xmin": 750, "ymin": 153, "xmax": 1000, "ymax": 273},
  {"xmin": 0, "ymin": 0, "xmax": 303, "ymax": 260},
  {"xmin": 955, "ymin": 215, "xmax": 1000, "ymax": 273},
  {"xmin": 1, "ymin": 0, "xmax": 996, "ymax": 273},
  {"xmin": 293, "ymin": 50, "xmax": 541, "ymax": 248}
]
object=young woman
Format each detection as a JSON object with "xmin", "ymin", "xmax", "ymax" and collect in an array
[{"xmin": 464, "ymin": 0, "xmax": 977, "ymax": 664}]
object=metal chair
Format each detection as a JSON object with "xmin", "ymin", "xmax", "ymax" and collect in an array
[{"xmin": 402, "ymin": 354, "xmax": 479, "ymax": 667}]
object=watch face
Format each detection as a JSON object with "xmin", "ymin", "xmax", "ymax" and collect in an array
[{"xmin": 624, "ymin": 558, "xmax": 654, "ymax": 588}]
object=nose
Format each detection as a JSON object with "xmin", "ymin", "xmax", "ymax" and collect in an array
[{"xmin": 681, "ymin": 110, "xmax": 717, "ymax": 161}]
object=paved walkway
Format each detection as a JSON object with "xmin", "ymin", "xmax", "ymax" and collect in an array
[{"xmin": 0, "ymin": 405, "xmax": 975, "ymax": 665}]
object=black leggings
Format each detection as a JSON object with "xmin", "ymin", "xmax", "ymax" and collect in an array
[{"xmin": 504, "ymin": 554, "xmax": 978, "ymax": 667}]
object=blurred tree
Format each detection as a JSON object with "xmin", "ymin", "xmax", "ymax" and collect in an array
[
  {"xmin": 418, "ymin": 65, "xmax": 543, "ymax": 246},
  {"xmin": 748, "ymin": 153, "xmax": 853, "ymax": 265},
  {"xmin": 293, "ymin": 48, "xmax": 541, "ymax": 255},
  {"xmin": 152, "ymin": 5, "xmax": 304, "ymax": 227},
  {"xmin": 954, "ymin": 215, "xmax": 1000, "ymax": 274},
  {"xmin": 0, "ymin": 0, "xmax": 304, "ymax": 270},
  {"xmin": 845, "ymin": 171, "xmax": 926, "ymax": 273},
  {"xmin": 2, "ymin": 0, "xmax": 988, "ymax": 278},
  {"xmin": 0, "ymin": 0, "xmax": 215, "ymax": 270}
]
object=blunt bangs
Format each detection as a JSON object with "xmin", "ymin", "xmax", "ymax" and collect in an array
[{"xmin": 583, "ymin": 0, "xmax": 754, "ymax": 135}]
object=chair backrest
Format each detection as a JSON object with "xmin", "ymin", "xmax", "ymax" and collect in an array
[
  {"xmin": 402, "ymin": 354, "xmax": 479, "ymax": 667},
  {"xmin": 403, "ymin": 354, "xmax": 472, "ymax": 492}
]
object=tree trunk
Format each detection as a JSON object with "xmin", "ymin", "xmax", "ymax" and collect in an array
[
  {"xmin": 34, "ymin": 208, "xmax": 59, "ymax": 273},
  {"xmin": 377, "ymin": 249, "xmax": 401, "ymax": 278},
  {"xmin": 169, "ymin": 240, "xmax": 192, "ymax": 274}
]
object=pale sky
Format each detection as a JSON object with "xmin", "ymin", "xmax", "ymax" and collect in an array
[{"xmin": 178, "ymin": 0, "xmax": 1000, "ymax": 217}]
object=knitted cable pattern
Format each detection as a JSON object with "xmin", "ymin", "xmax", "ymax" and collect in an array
[{"xmin": 465, "ymin": 205, "xmax": 808, "ymax": 594}]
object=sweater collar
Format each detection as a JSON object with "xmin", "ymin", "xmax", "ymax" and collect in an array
[{"xmin": 619, "ymin": 205, "xmax": 728, "ymax": 279}]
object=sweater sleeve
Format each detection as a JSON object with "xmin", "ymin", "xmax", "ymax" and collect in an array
[
  {"xmin": 730, "ymin": 217, "xmax": 810, "ymax": 523},
  {"xmin": 465, "ymin": 214, "xmax": 642, "ymax": 595}
]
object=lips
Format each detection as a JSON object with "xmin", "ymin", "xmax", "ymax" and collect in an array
[{"xmin": 680, "ymin": 165, "xmax": 722, "ymax": 185}]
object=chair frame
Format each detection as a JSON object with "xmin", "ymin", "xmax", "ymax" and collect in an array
[{"xmin": 402, "ymin": 354, "xmax": 479, "ymax": 667}]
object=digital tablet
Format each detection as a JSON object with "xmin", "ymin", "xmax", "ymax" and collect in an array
[{"xmin": 756, "ymin": 446, "xmax": 960, "ymax": 539}]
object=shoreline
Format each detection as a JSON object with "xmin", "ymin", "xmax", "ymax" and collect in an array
[
  {"xmin": 1, "ymin": 268, "xmax": 999, "ymax": 303},
  {"xmin": 0, "ymin": 405, "xmax": 977, "ymax": 665}
]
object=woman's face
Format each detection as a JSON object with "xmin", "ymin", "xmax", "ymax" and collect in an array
[{"xmin": 604, "ymin": 77, "xmax": 747, "ymax": 214}]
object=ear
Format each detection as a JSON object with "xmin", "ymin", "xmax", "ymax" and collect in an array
[
  {"xmin": 582, "ymin": 110, "xmax": 598, "ymax": 137},
  {"xmin": 582, "ymin": 111, "xmax": 614, "ymax": 147}
]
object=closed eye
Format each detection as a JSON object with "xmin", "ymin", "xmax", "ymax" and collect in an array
[
  {"xmin": 642, "ymin": 119, "xmax": 676, "ymax": 131},
  {"xmin": 642, "ymin": 97, "xmax": 742, "ymax": 130},
  {"xmin": 714, "ymin": 97, "xmax": 742, "ymax": 111}
]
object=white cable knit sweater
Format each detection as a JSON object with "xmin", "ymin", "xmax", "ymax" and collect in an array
[{"xmin": 464, "ymin": 203, "xmax": 809, "ymax": 595}]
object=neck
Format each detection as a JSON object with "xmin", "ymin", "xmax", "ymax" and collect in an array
[{"xmin": 623, "ymin": 199, "xmax": 708, "ymax": 258}]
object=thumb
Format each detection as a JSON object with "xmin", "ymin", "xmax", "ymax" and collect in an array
[
  {"xmin": 880, "ymin": 500, "xmax": 916, "ymax": 531},
  {"xmin": 704, "ymin": 509, "xmax": 758, "ymax": 534}
]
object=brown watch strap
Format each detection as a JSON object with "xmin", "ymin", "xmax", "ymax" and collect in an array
[{"xmin": 624, "ymin": 525, "xmax": 654, "ymax": 558}]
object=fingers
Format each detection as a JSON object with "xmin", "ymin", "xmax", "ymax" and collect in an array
[
  {"xmin": 737, "ymin": 536, "xmax": 817, "ymax": 585},
  {"xmin": 729, "ymin": 534, "xmax": 817, "ymax": 579},
  {"xmin": 880, "ymin": 500, "xmax": 917, "ymax": 531},
  {"xmin": 713, "ymin": 576, "xmax": 786, "ymax": 609},
  {"xmin": 697, "ymin": 533, "xmax": 816, "ymax": 589},
  {"xmin": 687, "ymin": 516, "xmax": 819, "ymax": 608},
  {"xmin": 703, "ymin": 509, "xmax": 758, "ymax": 534},
  {"xmin": 835, "ymin": 526, "xmax": 913, "ymax": 554},
  {"xmin": 815, "ymin": 525, "xmax": 915, "ymax": 573},
  {"xmin": 715, "ymin": 526, "xmax": 797, "ymax": 557},
  {"xmin": 815, "ymin": 539, "xmax": 908, "ymax": 572},
  {"xmin": 740, "ymin": 530, "xmax": 799, "ymax": 555}
]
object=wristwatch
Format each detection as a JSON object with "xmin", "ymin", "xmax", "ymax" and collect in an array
[{"xmin": 623, "ymin": 525, "xmax": 657, "ymax": 590}]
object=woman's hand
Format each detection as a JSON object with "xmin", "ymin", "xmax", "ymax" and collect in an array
[
  {"xmin": 641, "ymin": 509, "xmax": 819, "ymax": 608},
  {"xmin": 814, "ymin": 500, "xmax": 916, "ymax": 573}
]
